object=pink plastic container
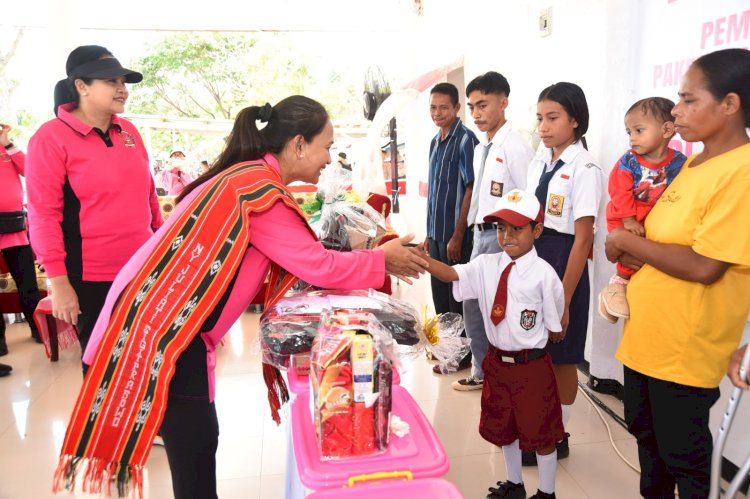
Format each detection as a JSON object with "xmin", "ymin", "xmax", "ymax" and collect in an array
[
  {"xmin": 291, "ymin": 385, "xmax": 448, "ymax": 491},
  {"xmin": 307, "ymin": 478, "xmax": 463, "ymax": 498},
  {"xmin": 287, "ymin": 367, "xmax": 401, "ymax": 395},
  {"xmin": 287, "ymin": 369, "xmax": 310, "ymax": 394}
]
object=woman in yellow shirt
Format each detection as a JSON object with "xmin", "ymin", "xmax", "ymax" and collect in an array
[{"xmin": 605, "ymin": 48, "xmax": 750, "ymax": 499}]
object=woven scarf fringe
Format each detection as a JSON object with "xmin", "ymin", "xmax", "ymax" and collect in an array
[
  {"xmin": 263, "ymin": 362, "xmax": 289, "ymax": 425},
  {"xmin": 53, "ymin": 454, "xmax": 144, "ymax": 498},
  {"xmin": 57, "ymin": 324, "xmax": 80, "ymax": 350}
]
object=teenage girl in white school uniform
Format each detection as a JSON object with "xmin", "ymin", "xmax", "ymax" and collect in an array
[{"xmin": 525, "ymin": 82, "xmax": 604, "ymax": 461}]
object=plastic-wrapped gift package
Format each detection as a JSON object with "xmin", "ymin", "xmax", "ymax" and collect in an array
[
  {"xmin": 260, "ymin": 289, "xmax": 422, "ymax": 371},
  {"xmin": 309, "ymin": 313, "xmax": 395, "ymax": 460},
  {"xmin": 421, "ymin": 313, "xmax": 471, "ymax": 374},
  {"xmin": 312, "ymin": 202, "xmax": 387, "ymax": 251},
  {"xmin": 309, "ymin": 165, "xmax": 388, "ymax": 251}
]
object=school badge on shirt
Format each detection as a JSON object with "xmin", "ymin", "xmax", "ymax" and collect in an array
[
  {"xmin": 547, "ymin": 194, "xmax": 564, "ymax": 217},
  {"xmin": 120, "ymin": 131, "xmax": 136, "ymax": 148},
  {"xmin": 490, "ymin": 181, "xmax": 503, "ymax": 197},
  {"xmin": 520, "ymin": 309, "xmax": 537, "ymax": 330}
]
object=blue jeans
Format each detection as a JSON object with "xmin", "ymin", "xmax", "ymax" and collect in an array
[{"xmin": 463, "ymin": 229, "xmax": 502, "ymax": 379}]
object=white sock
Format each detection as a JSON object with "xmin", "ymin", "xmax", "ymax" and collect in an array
[
  {"xmin": 609, "ymin": 274, "xmax": 629, "ymax": 285},
  {"xmin": 536, "ymin": 450, "xmax": 558, "ymax": 494},
  {"xmin": 561, "ymin": 404, "xmax": 572, "ymax": 432},
  {"xmin": 502, "ymin": 440, "xmax": 523, "ymax": 484}
]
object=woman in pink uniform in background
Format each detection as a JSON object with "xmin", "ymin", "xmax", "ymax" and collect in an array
[
  {"xmin": 25, "ymin": 46, "xmax": 162, "ymax": 371},
  {"xmin": 0, "ymin": 123, "xmax": 42, "ymax": 366},
  {"xmin": 161, "ymin": 150, "xmax": 197, "ymax": 195}
]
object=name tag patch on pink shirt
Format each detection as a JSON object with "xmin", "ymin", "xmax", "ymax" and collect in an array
[{"xmin": 120, "ymin": 131, "xmax": 136, "ymax": 148}]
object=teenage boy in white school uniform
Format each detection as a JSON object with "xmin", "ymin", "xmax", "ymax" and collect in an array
[
  {"xmin": 458, "ymin": 71, "xmax": 535, "ymax": 391},
  {"xmin": 419, "ymin": 189, "xmax": 565, "ymax": 498}
]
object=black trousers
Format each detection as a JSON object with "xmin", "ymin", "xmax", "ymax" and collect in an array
[
  {"xmin": 68, "ymin": 278, "xmax": 111, "ymax": 368},
  {"xmin": 160, "ymin": 334, "xmax": 219, "ymax": 499},
  {"xmin": 0, "ymin": 244, "xmax": 41, "ymax": 337},
  {"xmin": 624, "ymin": 366, "xmax": 719, "ymax": 499},
  {"xmin": 427, "ymin": 237, "xmax": 471, "ymax": 315}
]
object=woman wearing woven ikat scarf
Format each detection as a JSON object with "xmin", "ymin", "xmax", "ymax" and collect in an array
[{"xmin": 54, "ymin": 96, "xmax": 428, "ymax": 499}]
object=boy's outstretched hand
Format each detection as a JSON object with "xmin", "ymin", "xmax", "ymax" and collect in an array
[{"xmin": 413, "ymin": 242, "xmax": 430, "ymax": 260}]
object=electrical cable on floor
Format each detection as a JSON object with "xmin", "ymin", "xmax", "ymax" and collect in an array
[{"xmin": 577, "ymin": 381, "xmax": 641, "ymax": 473}]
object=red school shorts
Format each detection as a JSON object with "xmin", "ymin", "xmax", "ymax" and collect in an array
[{"xmin": 478, "ymin": 346, "xmax": 565, "ymax": 452}]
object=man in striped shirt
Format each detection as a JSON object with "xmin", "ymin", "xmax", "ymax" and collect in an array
[{"xmin": 425, "ymin": 83, "xmax": 479, "ymax": 372}]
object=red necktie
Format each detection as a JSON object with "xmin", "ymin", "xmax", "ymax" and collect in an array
[{"xmin": 491, "ymin": 262, "xmax": 515, "ymax": 325}]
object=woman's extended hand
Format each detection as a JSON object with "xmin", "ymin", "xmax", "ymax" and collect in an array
[
  {"xmin": 381, "ymin": 234, "xmax": 429, "ymax": 284},
  {"xmin": 49, "ymin": 276, "xmax": 81, "ymax": 325}
]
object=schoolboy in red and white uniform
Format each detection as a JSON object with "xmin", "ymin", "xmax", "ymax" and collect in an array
[{"xmin": 420, "ymin": 189, "xmax": 565, "ymax": 499}]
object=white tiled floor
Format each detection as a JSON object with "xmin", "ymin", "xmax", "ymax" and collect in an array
[{"xmin": 0, "ymin": 294, "xmax": 643, "ymax": 498}]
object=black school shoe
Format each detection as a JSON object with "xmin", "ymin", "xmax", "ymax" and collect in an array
[
  {"xmin": 529, "ymin": 490, "xmax": 556, "ymax": 498},
  {"xmin": 521, "ymin": 433, "xmax": 570, "ymax": 466},
  {"xmin": 486, "ymin": 480, "xmax": 526, "ymax": 499},
  {"xmin": 0, "ymin": 337, "xmax": 7, "ymax": 357},
  {"xmin": 0, "ymin": 363, "xmax": 12, "ymax": 377}
]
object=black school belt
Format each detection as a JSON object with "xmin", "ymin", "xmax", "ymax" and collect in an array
[
  {"xmin": 474, "ymin": 222, "xmax": 497, "ymax": 232},
  {"xmin": 491, "ymin": 346, "xmax": 547, "ymax": 364}
]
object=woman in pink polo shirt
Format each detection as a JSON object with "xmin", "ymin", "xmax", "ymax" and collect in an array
[
  {"xmin": 161, "ymin": 150, "xmax": 197, "ymax": 195},
  {"xmin": 0, "ymin": 123, "xmax": 42, "ymax": 364},
  {"xmin": 25, "ymin": 46, "xmax": 162, "ymax": 370}
]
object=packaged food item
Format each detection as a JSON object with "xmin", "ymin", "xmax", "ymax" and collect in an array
[
  {"xmin": 310, "ymin": 314, "xmax": 395, "ymax": 460},
  {"xmin": 373, "ymin": 360, "xmax": 393, "ymax": 450}
]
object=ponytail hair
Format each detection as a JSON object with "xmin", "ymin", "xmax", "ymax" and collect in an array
[
  {"xmin": 538, "ymin": 82, "xmax": 590, "ymax": 144},
  {"xmin": 54, "ymin": 79, "xmax": 78, "ymax": 115},
  {"xmin": 177, "ymin": 95, "xmax": 329, "ymax": 202}
]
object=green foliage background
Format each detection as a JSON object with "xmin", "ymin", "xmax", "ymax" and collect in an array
[{"xmin": 125, "ymin": 32, "xmax": 362, "ymax": 161}]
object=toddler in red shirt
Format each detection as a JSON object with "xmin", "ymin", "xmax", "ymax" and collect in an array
[{"xmin": 599, "ymin": 98, "xmax": 686, "ymax": 321}]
